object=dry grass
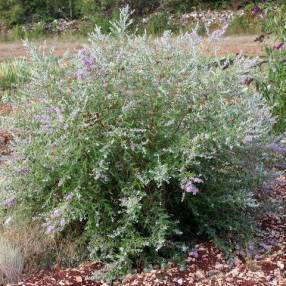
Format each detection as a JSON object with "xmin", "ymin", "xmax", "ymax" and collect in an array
[
  {"xmin": 0, "ymin": 236, "xmax": 24, "ymax": 284},
  {"xmin": 0, "ymin": 220, "xmax": 87, "ymax": 277}
]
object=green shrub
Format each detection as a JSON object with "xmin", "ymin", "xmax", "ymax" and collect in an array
[
  {"xmin": 9, "ymin": 25, "xmax": 25, "ymax": 40},
  {"xmin": 0, "ymin": 0, "xmax": 25, "ymax": 27},
  {"xmin": 227, "ymin": 13, "xmax": 262, "ymax": 35},
  {"xmin": 145, "ymin": 12, "xmax": 168, "ymax": 35},
  {"xmin": 255, "ymin": 3, "xmax": 286, "ymax": 133},
  {"xmin": 145, "ymin": 12, "xmax": 178, "ymax": 35},
  {"xmin": 26, "ymin": 22, "xmax": 46, "ymax": 39},
  {"xmin": 1, "ymin": 7, "xmax": 273, "ymax": 280}
]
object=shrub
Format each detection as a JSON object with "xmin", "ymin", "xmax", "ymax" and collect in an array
[
  {"xmin": 0, "ymin": 0, "xmax": 25, "ymax": 27},
  {"xmin": 227, "ymin": 12, "xmax": 262, "ymax": 35},
  {"xmin": 145, "ymin": 12, "xmax": 176, "ymax": 35},
  {"xmin": 0, "ymin": 236, "xmax": 23, "ymax": 284},
  {"xmin": 1, "ymin": 7, "xmax": 274, "ymax": 280},
  {"xmin": 255, "ymin": 3, "xmax": 286, "ymax": 133}
]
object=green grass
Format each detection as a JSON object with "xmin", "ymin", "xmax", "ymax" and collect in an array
[{"xmin": 0, "ymin": 59, "xmax": 30, "ymax": 91}]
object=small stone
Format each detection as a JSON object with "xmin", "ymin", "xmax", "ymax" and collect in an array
[
  {"xmin": 230, "ymin": 268, "xmax": 239, "ymax": 276},
  {"xmin": 277, "ymin": 261, "xmax": 284, "ymax": 270},
  {"xmin": 208, "ymin": 270, "xmax": 220, "ymax": 277},
  {"xmin": 215, "ymin": 263, "xmax": 224, "ymax": 270},
  {"xmin": 195, "ymin": 270, "xmax": 205, "ymax": 280},
  {"xmin": 75, "ymin": 276, "xmax": 83, "ymax": 283}
]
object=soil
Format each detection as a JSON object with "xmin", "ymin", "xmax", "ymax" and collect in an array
[{"xmin": 0, "ymin": 40, "xmax": 83, "ymax": 62}]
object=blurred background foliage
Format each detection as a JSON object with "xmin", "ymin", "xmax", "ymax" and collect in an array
[{"xmin": 0, "ymin": 0, "xmax": 273, "ymax": 28}]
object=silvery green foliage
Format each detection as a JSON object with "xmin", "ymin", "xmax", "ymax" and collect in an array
[{"xmin": 1, "ymin": 7, "xmax": 274, "ymax": 279}]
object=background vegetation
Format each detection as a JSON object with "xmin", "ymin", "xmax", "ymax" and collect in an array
[
  {"xmin": 0, "ymin": 0, "xmax": 278, "ymax": 39},
  {"xmin": 0, "ymin": 0, "xmax": 239, "ymax": 27}
]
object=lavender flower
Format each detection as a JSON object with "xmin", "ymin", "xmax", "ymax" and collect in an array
[
  {"xmin": 182, "ymin": 181, "xmax": 200, "ymax": 195},
  {"xmin": 181, "ymin": 177, "xmax": 203, "ymax": 196},
  {"xmin": 3, "ymin": 196, "xmax": 17, "ymax": 209},
  {"xmin": 51, "ymin": 208, "xmax": 61, "ymax": 219},
  {"xmin": 76, "ymin": 69, "xmax": 87, "ymax": 80},
  {"xmin": 76, "ymin": 48, "xmax": 95, "ymax": 80},
  {"xmin": 243, "ymin": 135, "xmax": 253, "ymax": 144},
  {"xmin": 209, "ymin": 23, "xmax": 228, "ymax": 42},
  {"xmin": 259, "ymin": 242, "xmax": 271, "ymax": 251},
  {"xmin": 190, "ymin": 250, "xmax": 199, "ymax": 258},
  {"xmin": 46, "ymin": 225, "xmax": 55, "ymax": 235},
  {"xmin": 274, "ymin": 42, "xmax": 284, "ymax": 50},
  {"xmin": 34, "ymin": 106, "xmax": 65, "ymax": 135},
  {"xmin": 60, "ymin": 218, "xmax": 66, "ymax": 227},
  {"xmin": 252, "ymin": 6, "xmax": 261, "ymax": 15}
]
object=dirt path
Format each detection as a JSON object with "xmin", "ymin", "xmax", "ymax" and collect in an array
[
  {"xmin": 215, "ymin": 35, "xmax": 264, "ymax": 56},
  {"xmin": 0, "ymin": 35, "xmax": 263, "ymax": 61}
]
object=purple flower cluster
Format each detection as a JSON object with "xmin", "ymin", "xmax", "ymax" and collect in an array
[
  {"xmin": 76, "ymin": 48, "xmax": 95, "ymax": 80},
  {"xmin": 181, "ymin": 177, "xmax": 203, "ymax": 195},
  {"xmin": 235, "ymin": 239, "xmax": 276, "ymax": 260},
  {"xmin": 184, "ymin": 182, "xmax": 200, "ymax": 195},
  {"xmin": 34, "ymin": 106, "xmax": 64, "ymax": 135},
  {"xmin": 274, "ymin": 42, "xmax": 284, "ymax": 50},
  {"xmin": 43, "ymin": 208, "xmax": 66, "ymax": 235},
  {"xmin": 252, "ymin": 6, "xmax": 261, "ymax": 15},
  {"xmin": 3, "ymin": 196, "xmax": 17, "ymax": 209}
]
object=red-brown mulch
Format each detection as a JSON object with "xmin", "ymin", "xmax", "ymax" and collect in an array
[
  {"xmin": 0, "ymin": 130, "xmax": 12, "ymax": 155},
  {"xmin": 13, "ymin": 262, "xmax": 102, "ymax": 286},
  {"xmin": 0, "ymin": 103, "xmax": 14, "ymax": 155},
  {"xmin": 0, "ymin": 103, "xmax": 13, "ymax": 116}
]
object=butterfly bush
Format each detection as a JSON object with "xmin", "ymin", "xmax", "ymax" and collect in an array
[{"xmin": 0, "ymin": 7, "xmax": 274, "ymax": 279}]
